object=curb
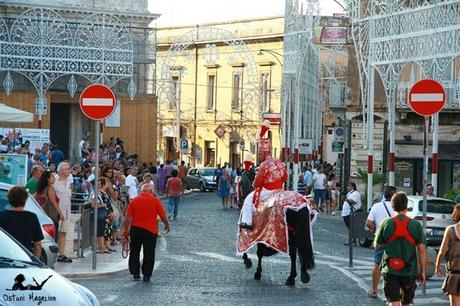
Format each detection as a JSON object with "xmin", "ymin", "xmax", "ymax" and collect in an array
[{"xmin": 61, "ymin": 267, "xmax": 129, "ymax": 280}]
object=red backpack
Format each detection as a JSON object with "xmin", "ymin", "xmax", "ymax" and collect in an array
[{"xmin": 384, "ymin": 215, "xmax": 417, "ymax": 271}]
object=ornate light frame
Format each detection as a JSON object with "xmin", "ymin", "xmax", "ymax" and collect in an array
[{"xmin": 0, "ymin": 7, "xmax": 137, "ymax": 113}]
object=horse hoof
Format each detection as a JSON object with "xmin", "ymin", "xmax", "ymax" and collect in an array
[
  {"xmin": 254, "ymin": 271, "xmax": 262, "ymax": 280},
  {"xmin": 301, "ymin": 272, "xmax": 310, "ymax": 284},
  {"xmin": 285, "ymin": 277, "xmax": 295, "ymax": 286},
  {"xmin": 244, "ymin": 258, "xmax": 252, "ymax": 269}
]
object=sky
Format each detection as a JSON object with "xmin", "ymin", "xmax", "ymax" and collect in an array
[{"xmin": 149, "ymin": 0, "xmax": 345, "ymax": 27}]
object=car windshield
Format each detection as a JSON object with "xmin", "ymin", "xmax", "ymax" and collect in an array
[
  {"xmin": 418, "ymin": 199, "xmax": 456, "ymax": 214},
  {"xmin": 0, "ymin": 230, "xmax": 34, "ymax": 263},
  {"xmin": 200, "ymin": 169, "xmax": 215, "ymax": 176}
]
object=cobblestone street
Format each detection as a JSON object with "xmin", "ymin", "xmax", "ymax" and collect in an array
[{"xmin": 76, "ymin": 192, "xmax": 447, "ymax": 305}]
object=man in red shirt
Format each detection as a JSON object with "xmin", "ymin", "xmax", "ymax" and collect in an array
[{"xmin": 123, "ymin": 183, "xmax": 170, "ymax": 282}]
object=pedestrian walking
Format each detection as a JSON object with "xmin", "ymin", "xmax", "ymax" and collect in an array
[
  {"xmin": 53, "ymin": 162, "xmax": 73, "ymax": 263},
  {"xmin": 375, "ymin": 191, "xmax": 426, "ymax": 306},
  {"xmin": 341, "ymin": 182, "xmax": 361, "ymax": 245},
  {"xmin": 312, "ymin": 165, "xmax": 327, "ymax": 212},
  {"xmin": 178, "ymin": 160, "xmax": 187, "ymax": 187},
  {"xmin": 435, "ymin": 204, "xmax": 460, "ymax": 306},
  {"xmin": 165, "ymin": 169, "xmax": 184, "ymax": 220},
  {"xmin": 157, "ymin": 164, "xmax": 166, "ymax": 194},
  {"xmin": 217, "ymin": 170, "xmax": 231, "ymax": 209},
  {"xmin": 0, "ymin": 186, "xmax": 44, "ymax": 257},
  {"xmin": 123, "ymin": 183, "xmax": 170, "ymax": 282},
  {"xmin": 366, "ymin": 186, "xmax": 397, "ymax": 299}
]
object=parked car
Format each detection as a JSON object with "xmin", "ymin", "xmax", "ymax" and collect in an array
[
  {"xmin": 0, "ymin": 227, "xmax": 99, "ymax": 305},
  {"xmin": 0, "ymin": 182, "xmax": 59, "ymax": 268},
  {"xmin": 407, "ymin": 196, "xmax": 456, "ymax": 246},
  {"xmin": 185, "ymin": 168, "xmax": 217, "ymax": 192}
]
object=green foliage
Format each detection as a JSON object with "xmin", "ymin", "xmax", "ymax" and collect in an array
[
  {"xmin": 443, "ymin": 185, "xmax": 460, "ymax": 201},
  {"xmin": 355, "ymin": 168, "xmax": 385, "ymax": 186}
]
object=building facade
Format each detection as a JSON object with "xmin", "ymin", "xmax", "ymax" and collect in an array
[
  {"xmin": 156, "ymin": 17, "xmax": 284, "ymax": 167},
  {"xmin": 0, "ymin": 0, "xmax": 158, "ymax": 162}
]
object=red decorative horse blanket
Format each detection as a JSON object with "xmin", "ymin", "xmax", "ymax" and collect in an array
[{"xmin": 236, "ymin": 189, "xmax": 309, "ymax": 255}]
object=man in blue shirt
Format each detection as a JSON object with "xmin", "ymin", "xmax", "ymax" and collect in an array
[
  {"xmin": 303, "ymin": 164, "xmax": 313, "ymax": 195},
  {"xmin": 50, "ymin": 144, "xmax": 65, "ymax": 166}
]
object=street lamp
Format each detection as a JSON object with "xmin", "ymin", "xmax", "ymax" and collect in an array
[{"xmin": 257, "ymin": 49, "xmax": 283, "ymax": 67}]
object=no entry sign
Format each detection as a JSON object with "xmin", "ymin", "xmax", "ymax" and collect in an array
[
  {"xmin": 409, "ymin": 79, "xmax": 445, "ymax": 116},
  {"xmin": 79, "ymin": 84, "xmax": 116, "ymax": 120}
]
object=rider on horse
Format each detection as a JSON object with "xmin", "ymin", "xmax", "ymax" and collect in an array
[{"xmin": 239, "ymin": 156, "xmax": 287, "ymax": 230}]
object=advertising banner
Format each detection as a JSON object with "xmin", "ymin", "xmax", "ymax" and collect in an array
[
  {"xmin": 321, "ymin": 27, "xmax": 347, "ymax": 44},
  {"xmin": 0, "ymin": 153, "xmax": 28, "ymax": 185},
  {"xmin": 1, "ymin": 128, "xmax": 50, "ymax": 151}
]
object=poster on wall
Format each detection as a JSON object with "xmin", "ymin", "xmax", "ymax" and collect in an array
[
  {"xmin": 0, "ymin": 128, "xmax": 50, "ymax": 151},
  {"xmin": 105, "ymin": 100, "xmax": 121, "ymax": 127},
  {"xmin": 0, "ymin": 153, "xmax": 28, "ymax": 186}
]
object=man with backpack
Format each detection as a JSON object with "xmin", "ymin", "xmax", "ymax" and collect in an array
[
  {"xmin": 366, "ymin": 186, "xmax": 397, "ymax": 298},
  {"xmin": 375, "ymin": 191, "xmax": 427, "ymax": 306}
]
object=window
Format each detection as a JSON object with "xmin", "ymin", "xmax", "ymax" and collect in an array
[
  {"xmin": 169, "ymin": 76, "xmax": 179, "ymax": 110},
  {"xmin": 260, "ymin": 72, "xmax": 271, "ymax": 112},
  {"xmin": 207, "ymin": 75, "xmax": 216, "ymax": 110},
  {"xmin": 232, "ymin": 72, "xmax": 242, "ymax": 110}
]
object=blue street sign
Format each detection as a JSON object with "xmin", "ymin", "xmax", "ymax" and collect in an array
[{"xmin": 180, "ymin": 140, "xmax": 189, "ymax": 150}]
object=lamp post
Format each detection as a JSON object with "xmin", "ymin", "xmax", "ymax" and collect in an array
[{"xmin": 257, "ymin": 49, "xmax": 284, "ymax": 67}]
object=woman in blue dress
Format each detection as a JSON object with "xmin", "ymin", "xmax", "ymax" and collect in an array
[{"xmin": 217, "ymin": 169, "xmax": 231, "ymax": 208}]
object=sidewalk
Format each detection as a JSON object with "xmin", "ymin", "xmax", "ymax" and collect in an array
[
  {"xmin": 55, "ymin": 191, "xmax": 191, "ymax": 280},
  {"xmin": 55, "ymin": 243, "xmax": 129, "ymax": 280}
]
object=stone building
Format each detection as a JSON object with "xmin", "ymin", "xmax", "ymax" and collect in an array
[
  {"xmin": 0, "ymin": 0, "xmax": 158, "ymax": 162},
  {"xmin": 156, "ymin": 17, "xmax": 284, "ymax": 167}
]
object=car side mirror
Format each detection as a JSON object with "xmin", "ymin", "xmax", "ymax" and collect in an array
[{"xmin": 408, "ymin": 207, "xmax": 413, "ymax": 212}]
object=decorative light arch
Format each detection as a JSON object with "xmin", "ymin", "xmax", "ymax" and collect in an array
[{"xmin": 0, "ymin": 7, "xmax": 136, "ymax": 115}]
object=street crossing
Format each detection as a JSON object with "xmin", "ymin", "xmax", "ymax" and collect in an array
[{"xmin": 315, "ymin": 251, "xmax": 448, "ymax": 305}]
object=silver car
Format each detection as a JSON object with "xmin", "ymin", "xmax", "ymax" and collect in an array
[
  {"xmin": 407, "ymin": 196, "xmax": 456, "ymax": 246},
  {"xmin": 0, "ymin": 227, "xmax": 99, "ymax": 306},
  {"xmin": 185, "ymin": 167, "xmax": 218, "ymax": 192},
  {"xmin": 0, "ymin": 183, "xmax": 59, "ymax": 268}
]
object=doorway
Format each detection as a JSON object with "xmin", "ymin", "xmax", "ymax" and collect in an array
[{"xmin": 50, "ymin": 103, "xmax": 70, "ymax": 158}]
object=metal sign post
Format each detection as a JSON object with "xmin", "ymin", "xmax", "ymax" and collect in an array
[
  {"xmin": 407, "ymin": 79, "xmax": 445, "ymax": 295},
  {"xmin": 79, "ymin": 83, "xmax": 116, "ymax": 270},
  {"xmin": 421, "ymin": 116, "xmax": 429, "ymax": 295},
  {"xmin": 92, "ymin": 120, "xmax": 100, "ymax": 270}
]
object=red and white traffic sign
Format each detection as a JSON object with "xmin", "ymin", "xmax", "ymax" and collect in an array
[
  {"xmin": 408, "ymin": 79, "xmax": 445, "ymax": 117},
  {"xmin": 79, "ymin": 84, "xmax": 116, "ymax": 120}
]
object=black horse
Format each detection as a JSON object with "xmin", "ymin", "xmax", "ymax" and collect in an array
[{"xmin": 242, "ymin": 206, "xmax": 314, "ymax": 286}]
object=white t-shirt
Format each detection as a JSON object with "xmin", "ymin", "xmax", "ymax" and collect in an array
[
  {"xmin": 341, "ymin": 190, "xmax": 362, "ymax": 217},
  {"xmin": 78, "ymin": 139, "xmax": 85, "ymax": 158},
  {"xmin": 125, "ymin": 174, "xmax": 139, "ymax": 200},
  {"xmin": 312, "ymin": 173, "xmax": 326, "ymax": 190},
  {"xmin": 367, "ymin": 200, "xmax": 395, "ymax": 229}
]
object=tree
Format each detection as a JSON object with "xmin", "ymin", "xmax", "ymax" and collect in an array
[{"xmin": 355, "ymin": 168, "xmax": 386, "ymax": 211}]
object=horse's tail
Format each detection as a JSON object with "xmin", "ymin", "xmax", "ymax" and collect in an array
[{"xmin": 295, "ymin": 207, "xmax": 315, "ymax": 270}]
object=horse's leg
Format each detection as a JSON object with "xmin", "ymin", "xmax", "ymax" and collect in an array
[
  {"xmin": 254, "ymin": 245, "xmax": 263, "ymax": 280},
  {"xmin": 242, "ymin": 253, "xmax": 252, "ymax": 269},
  {"xmin": 285, "ymin": 231, "xmax": 297, "ymax": 286},
  {"xmin": 300, "ymin": 257, "xmax": 310, "ymax": 284}
]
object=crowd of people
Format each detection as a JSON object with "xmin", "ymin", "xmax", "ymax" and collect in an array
[{"xmin": 0, "ymin": 134, "xmax": 186, "ymax": 268}]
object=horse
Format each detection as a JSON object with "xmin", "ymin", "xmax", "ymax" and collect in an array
[{"xmin": 241, "ymin": 206, "xmax": 314, "ymax": 286}]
